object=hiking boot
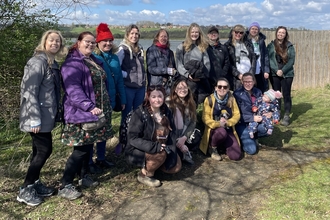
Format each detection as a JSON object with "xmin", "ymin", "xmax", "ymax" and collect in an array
[
  {"xmin": 58, "ymin": 184, "xmax": 82, "ymax": 200},
  {"xmin": 17, "ymin": 184, "xmax": 43, "ymax": 206},
  {"xmin": 280, "ymin": 114, "xmax": 290, "ymax": 126},
  {"xmin": 88, "ymin": 163, "xmax": 102, "ymax": 174},
  {"xmin": 34, "ymin": 179, "xmax": 55, "ymax": 197},
  {"xmin": 182, "ymin": 152, "xmax": 194, "ymax": 165},
  {"xmin": 78, "ymin": 175, "xmax": 99, "ymax": 188},
  {"xmin": 137, "ymin": 172, "xmax": 161, "ymax": 187},
  {"xmin": 210, "ymin": 147, "xmax": 222, "ymax": 161},
  {"xmin": 96, "ymin": 159, "xmax": 115, "ymax": 169}
]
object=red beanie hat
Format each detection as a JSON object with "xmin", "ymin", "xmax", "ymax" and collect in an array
[{"xmin": 96, "ymin": 23, "xmax": 114, "ymax": 43}]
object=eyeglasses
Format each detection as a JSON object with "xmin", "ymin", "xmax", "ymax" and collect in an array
[
  {"xmin": 216, "ymin": 85, "xmax": 228, "ymax": 90},
  {"xmin": 243, "ymin": 81, "xmax": 254, "ymax": 84},
  {"xmin": 83, "ymin": 40, "xmax": 96, "ymax": 46},
  {"xmin": 234, "ymin": 31, "xmax": 244, "ymax": 35}
]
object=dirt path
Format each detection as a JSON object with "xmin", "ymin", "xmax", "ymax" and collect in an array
[{"xmin": 89, "ymin": 147, "xmax": 330, "ymax": 220}]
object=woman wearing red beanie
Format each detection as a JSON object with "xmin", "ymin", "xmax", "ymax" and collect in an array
[{"xmin": 89, "ymin": 23, "xmax": 127, "ymax": 174}]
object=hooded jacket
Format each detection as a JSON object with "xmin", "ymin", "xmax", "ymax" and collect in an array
[
  {"xmin": 61, "ymin": 49, "xmax": 105, "ymax": 124},
  {"xmin": 125, "ymin": 105, "xmax": 177, "ymax": 169},
  {"xmin": 225, "ymin": 30, "xmax": 256, "ymax": 90},
  {"xmin": 93, "ymin": 47, "xmax": 127, "ymax": 108},
  {"xmin": 20, "ymin": 52, "xmax": 60, "ymax": 132}
]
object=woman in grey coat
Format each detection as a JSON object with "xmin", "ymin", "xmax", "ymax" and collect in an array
[{"xmin": 18, "ymin": 30, "xmax": 66, "ymax": 206}]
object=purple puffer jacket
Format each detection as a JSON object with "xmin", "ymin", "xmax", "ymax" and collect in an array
[{"xmin": 61, "ymin": 49, "xmax": 105, "ymax": 124}]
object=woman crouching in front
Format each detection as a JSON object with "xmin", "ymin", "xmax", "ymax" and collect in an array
[{"xmin": 125, "ymin": 85, "xmax": 181, "ymax": 187}]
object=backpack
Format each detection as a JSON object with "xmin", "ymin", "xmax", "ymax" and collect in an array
[{"xmin": 119, "ymin": 105, "xmax": 148, "ymax": 153}]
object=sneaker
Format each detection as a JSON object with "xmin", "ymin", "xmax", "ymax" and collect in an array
[
  {"xmin": 78, "ymin": 175, "xmax": 99, "ymax": 188},
  {"xmin": 88, "ymin": 163, "xmax": 103, "ymax": 174},
  {"xmin": 137, "ymin": 172, "xmax": 161, "ymax": 187},
  {"xmin": 280, "ymin": 114, "xmax": 290, "ymax": 126},
  {"xmin": 182, "ymin": 152, "xmax": 194, "ymax": 165},
  {"xmin": 95, "ymin": 159, "xmax": 115, "ymax": 169},
  {"xmin": 58, "ymin": 184, "xmax": 82, "ymax": 200},
  {"xmin": 34, "ymin": 179, "xmax": 55, "ymax": 197},
  {"xmin": 210, "ymin": 147, "xmax": 222, "ymax": 161},
  {"xmin": 17, "ymin": 184, "xmax": 43, "ymax": 206}
]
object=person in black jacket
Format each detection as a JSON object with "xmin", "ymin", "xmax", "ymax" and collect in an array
[
  {"xmin": 207, "ymin": 26, "xmax": 230, "ymax": 88},
  {"xmin": 225, "ymin": 24, "xmax": 256, "ymax": 90},
  {"xmin": 246, "ymin": 22, "xmax": 270, "ymax": 92},
  {"xmin": 125, "ymin": 85, "xmax": 181, "ymax": 187}
]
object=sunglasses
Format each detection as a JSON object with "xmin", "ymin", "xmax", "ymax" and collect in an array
[
  {"xmin": 216, "ymin": 85, "xmax": 228, "ymax": 90},
  {"xmin": 234, "ymin": 31, "xmax": 244, "ymax": 35}
]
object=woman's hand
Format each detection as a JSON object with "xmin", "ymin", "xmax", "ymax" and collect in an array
[
  {"xmin": 219, "ymin": 117, "xmax": 227, "ymax": 127},
  {"xmin": 276, "ymin": 70, "xmax": 283, "ymax": 77},
  {"xmin": 188, "ymin": 75, "xmax": 200, "ymax": 82},
  {"xmin": 264, "ymin": 72, "xmax": 269, "ymax": 79},
  {"xmin": 90, "ymin": 107, "xmax": 102, "ymax": 115},
  {"xmin": 31, "ymin": 125, "xmax": 40, "ymax": 134},
  {"xmin": 254, "ymin": 115, "xmax": 263, "ymax": 122},
  {"xmin": 176, "ymin": 136, "xmax": 187, "ymax": 148}
]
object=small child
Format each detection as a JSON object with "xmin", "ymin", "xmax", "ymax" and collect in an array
[{"xmin": 248, "ymin": 89, "xmax": 282, "ymax": 138}]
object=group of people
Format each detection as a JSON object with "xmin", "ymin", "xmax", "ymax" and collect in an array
[{"xmin": 17, "ymin": 22, "xmax": 295, "ymax": 206}]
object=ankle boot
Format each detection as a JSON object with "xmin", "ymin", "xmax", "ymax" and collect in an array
[
  {"xmin": 209, "ymin": 147, "xmax": 222, "ymax": 161},
  {"xmin": 280, "ymin": 113, "xmax": 290, "ymax": 126}
]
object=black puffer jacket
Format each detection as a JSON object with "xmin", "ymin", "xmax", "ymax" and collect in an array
[
  {"xmin": 125, "ymin": 105, "xmax": 177, "ymax": 169},
  {"xmin": 225, "ymin": 30, "xmax": 256, "ymax": 90}
]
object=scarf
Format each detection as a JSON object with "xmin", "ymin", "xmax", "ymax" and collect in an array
[
  {"xmin": 214, "ymin": 91, "xmax": 228, "ymax": 107},
  {"xmin": 156, "ymin": 42, "xmax": 168, "ymax": 49}
]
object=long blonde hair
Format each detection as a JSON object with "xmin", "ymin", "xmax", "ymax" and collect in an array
[
  {"xmin": 231, "ymin": 24, "xmax": 245, "ymax": 45},
  {"xmin": 124, "ymin": 24, "xmax": 141, "ymax": 53},
  {"xmin": 183, "ymin": 23, "xmax": 209, "ymax": 53},
  {"xmin": 35, "ymin": 30, "xmax": 67, "ymax": 64}
]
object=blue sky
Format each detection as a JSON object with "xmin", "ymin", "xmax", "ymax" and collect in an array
[{"xmin": 47, "ymin": 0, "xmax": 330, "ymax": 30}]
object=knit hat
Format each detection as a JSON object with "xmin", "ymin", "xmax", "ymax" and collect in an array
[
  {"xmin": 264, "ymin": 89, "xmax": 282, "ymax": 101},
  {"xmin": 249, "ymin": 22, "xmax": 260, "ymax": 31},
  {"xmin": 208, "ymin": 26, "xmax": 219, "ymax": 34},
  {"xmin": 96, "ymin": 23, "xmax": 114, "ymax": 43}
]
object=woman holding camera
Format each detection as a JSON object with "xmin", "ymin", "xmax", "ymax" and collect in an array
[
  {"xmin": 225, "ymin": 24, "xmax": 256, "ymax": 90},
  {"xmin": 199, "ymin": 78, "xmax": 241, "ymax": 161},
  {"xmin": 125, "ymin": 85, "xmax": 181, "ymax": 187}
]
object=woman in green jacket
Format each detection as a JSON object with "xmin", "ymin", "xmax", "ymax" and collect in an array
[{"xmin": 267, "ymin": 26, "xmax": 295, "ymax": 126}]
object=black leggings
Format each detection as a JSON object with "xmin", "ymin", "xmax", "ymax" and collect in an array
[
  {"xmin": 23, "ymin": 132, "xmax": 53, "ymax": 187},
  {"xmin": 271, "ymin": 76, "xmax": 293, "ymax": 114},
  {"xmin": 61, "ymin": 144, "xmax": 93, "ymax": 186}
]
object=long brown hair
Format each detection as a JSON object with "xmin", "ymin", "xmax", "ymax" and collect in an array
[
  {"xmin": 69, "ymin": 31, "xmax": 95, "ymax": 53},
  {"xmin": 143, "ymin": 85, "xmax": 171, "ymax": 131},
  {"xmin": 168, "ymin": 77, "xmax": 196, "ymax": 121},
  {"xmin": 274, "ymin": 26, "xmax": 289, "ymax": 64},
  {"xmin": 124, "ymin": 24, "xmax": 141, "ymax": 54}
]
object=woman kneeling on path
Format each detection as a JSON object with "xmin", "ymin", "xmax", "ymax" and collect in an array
[
  {"xmin": 125, "ymin": 85, "xmax": 181, "ymax": 187},
  {"xmin": 200, "ymin": 78, "xmax": 242, "ymax": 161}
]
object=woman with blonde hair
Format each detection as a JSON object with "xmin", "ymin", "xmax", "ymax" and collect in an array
[
  {"xmin": 225, "ymin": 24, "xmax": 256, "ymax": 90},
  {"xmin": 116, "ymin": 24, "xmax": 146, "ymax": 124},
  {"xmin": 18, "ymin": 30, "xmax": 66, "ymax": 206},
  {"xmin": 176, "ymin": 23, "xmax": 211, "ymax": 105}
]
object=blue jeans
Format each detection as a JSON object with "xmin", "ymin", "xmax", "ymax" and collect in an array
[
  {"xmin": 235, "ymin": 123, "xmax": 268, "ymax": 155},
  {"xmin": 89, "ymin": 141, "xmax": 106, "ymax": 164},
  {"xmin": 121, "ymin": 86, "xmax": 145, "ymax": 125}
]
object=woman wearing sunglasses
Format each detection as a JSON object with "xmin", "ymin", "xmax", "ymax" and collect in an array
[
  {"xmin": 225, "ymin": 24, "xmax": 256, "ymax": 90},
  {"xmin": 199, "ymin": 78, "xmax": 242, "ymax": 161}
]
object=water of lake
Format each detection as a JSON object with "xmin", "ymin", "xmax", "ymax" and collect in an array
[{"xmin": 113, "ymin": 39, "xmax": 183, "ymax": 52}]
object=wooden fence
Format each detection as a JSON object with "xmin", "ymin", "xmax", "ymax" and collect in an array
[{"xmin": 262, "ymin": 30, "xmax": 330, "ymax": 90}]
